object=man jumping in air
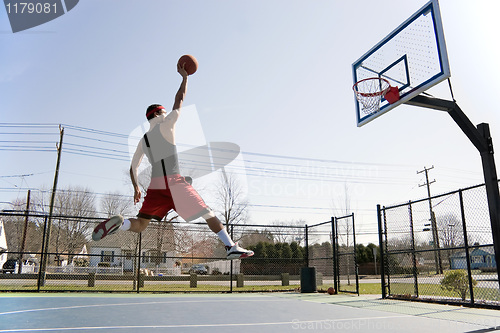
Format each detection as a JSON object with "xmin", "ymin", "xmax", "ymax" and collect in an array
[{"xmin": 92, "ymin": 63, "xmax": 253, "ymax": 260}]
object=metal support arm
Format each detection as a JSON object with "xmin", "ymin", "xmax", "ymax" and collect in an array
[{"xmin": 406, "ymin": 95, "xmax": 500, "ymax": 289}]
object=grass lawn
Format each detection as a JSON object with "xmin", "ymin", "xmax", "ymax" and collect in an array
[
  {"xmin": 1, "ymin": 281, "xmax": 499, "ymax": 302},
  {"xmin": 0, "ymin": 283, "xmax": 301, "ymax": 293}
]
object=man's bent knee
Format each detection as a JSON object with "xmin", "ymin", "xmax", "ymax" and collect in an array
[{"xmin": 130, "ymin": 217, "xmax": 150, "ymax": 233}]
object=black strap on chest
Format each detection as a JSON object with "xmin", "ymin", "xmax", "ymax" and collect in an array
[{"xmin": 144, "ymin": 133, "xmax": 168, "ymax": 177}]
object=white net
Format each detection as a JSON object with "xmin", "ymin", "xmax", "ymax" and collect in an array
[{"xmin": 353, "ymin": 78, "xmax": 390, "ymax": 115}]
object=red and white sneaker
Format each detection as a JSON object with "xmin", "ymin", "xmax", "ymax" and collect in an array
[
  {"xmin": 226, "ymin": 243, "xmax": 254, "ymax": 260},
  {"xmin": 92, "ymin": 215, "xmax": 124, "ymax": 241}
]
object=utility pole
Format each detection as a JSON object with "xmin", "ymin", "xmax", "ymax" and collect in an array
[
  {"xmin": 417, "ymin": 166, "xmax": 443, "ymax": 274},
  {"xmin": 39, "ymin": 125, "xmax": 64, "ymax": 286},
  {"xmin": 17, "ymin": 190, "xmax": 30, "ymax": 274}
]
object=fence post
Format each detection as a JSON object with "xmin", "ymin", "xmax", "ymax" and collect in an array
[
  {"xmin": 316, "ymin": 272, "xmax": 323, "ymax": 287},
  {"xmin": 351, "ymin": 213, "xmax": 359, "ymax": 296},
  {"xmin": 281, "ymin": 273, "xmax": 290, "ymax": 286},
  {"xmin": 230, "ymin": 224, "xmax": 234, "ymax": 293},
  {"xmin": 139, "ymin": 273, "xmax": 145, "ymax": 288},
  {"xmin": 305, "ymin": 225, "xmax": 309, "ymax": 267},
  {"xmin": 88, "ymin": 272, "xmax": 95, "ymax": 287},
  {"xmin": 236, "ymin": 274, "xmax": 244, "ymax": 288},
  {"xmin": 383, "ymin": 208, "xmax": 391, "ymax": 296},
  {"xmin": 331, "ymin": 217, "xmax": 338, "ymax": 294},
  {"xmin": 190, "ymin": 273, "xmax": 197, "ymax": 288},
  {"xmin": 335, "ymin": 217, "xmax": 341, "ymax": 292},
  {"xmin": 136, "ymin": 232, "xmax": 142, "ymax": 293},
  {"xmin": 409, "ymin": 201, "xmax": 419, "ymax": 298},
  {"xmin": 459, "ymin": 190, "xmax": 475, "ymax": 305},
  {"xmin": 377, "ymin": 205, "xmax": 386, "ymax": 298}
]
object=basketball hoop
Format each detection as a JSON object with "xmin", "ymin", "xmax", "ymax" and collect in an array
[{"xmin": 353, "ymin": 77, "xmax": 391, "ymax": 115}]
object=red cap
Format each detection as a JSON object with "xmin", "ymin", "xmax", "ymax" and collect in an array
[{"xmin": 146, "ymin": 105, "xmax": 165, "ymax": 119}]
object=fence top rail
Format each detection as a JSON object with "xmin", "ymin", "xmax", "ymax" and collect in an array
[
  {"xmin": 379, "ymin": 182, "xmax": 489, "ymax": 211},
  {"xmin": 308, "ymin": 213, "xmax": 354, "ymax": 228},
  {"xmin": 335, "ymin": 213, "xmax": 354, "ymax": 220},
  {"xmin": 308, "ymin": 220, "xmax": 332, "ymax": 228},
  {"xmin": 385, "ymin": 243, "xmax": 495, "ymax": 256},
  {"xmin": 0, "ymin": 210, "xmax": 103, "ymax": 221},
  {"xmin": 0, "ymin": 210, "xmax": 310, "ymax": 230},
  {"xmin": 1, "ymin": 211, "xmax": 349, "ymax": 231}
]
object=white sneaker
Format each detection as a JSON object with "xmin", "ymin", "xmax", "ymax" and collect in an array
[
  {"xmin": 92, "ymin": 215, "xmax": 124, "ymax": 241},
  {"xmin": 226, "ymin": 243, "xmax": 254, "ymax": 259}
]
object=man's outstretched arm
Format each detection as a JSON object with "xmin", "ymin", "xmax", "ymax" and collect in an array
[
  {"xmin": 130, "ymin": 141, "xmax": 144, "ymax": 204},
  {"xmin": 170, "ymin": 64, "xmax": 189, "ymax": 122}
]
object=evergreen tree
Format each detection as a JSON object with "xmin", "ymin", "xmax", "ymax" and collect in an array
[{"xmin": 281, "ymin": 243, "xmax": 292, "ymax": 259}]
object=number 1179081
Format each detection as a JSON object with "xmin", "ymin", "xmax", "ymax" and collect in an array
[{"xmin": 6, "ymin": 2, "xmax": 58, "ymax": 14}]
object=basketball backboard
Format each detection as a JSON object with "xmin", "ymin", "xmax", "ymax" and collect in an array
[{"xmin": 353, "ymin": 0, "xmax": 450, "ymax": 127}]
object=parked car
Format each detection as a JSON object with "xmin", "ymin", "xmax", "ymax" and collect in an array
[
  {"xmin": 2, "ymin": 259, "xmax": 18, "ymax": 273},
  {"xmin": 1, "ymin": 258, "xmax": 37, "ymax": 274},
  {"xmin": 188, "ymin": 264, "xmax": 207, "ymax": 275}
]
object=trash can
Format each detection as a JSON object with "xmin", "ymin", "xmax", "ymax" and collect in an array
[{"xmin": 300, "ymin": 267, "xmax": 317, "ymax": 293}]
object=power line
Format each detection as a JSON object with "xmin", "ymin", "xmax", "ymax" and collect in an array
[
  {"xmin": 1, "ymin": 123, "xmax": 487, "ymax": 219},
  {"xmin": 1, "ymin": 124, "xmax": 421, "ymax": 185}
]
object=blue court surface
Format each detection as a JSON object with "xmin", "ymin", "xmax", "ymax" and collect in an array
[{"xmin": 1, "ymin": 293, "xmax": 500, "ymax": 332}]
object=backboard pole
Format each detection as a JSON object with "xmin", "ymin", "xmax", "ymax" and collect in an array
[{"xmin": 406, "ymin": 95, "xmax": 500, "ymax": 289}]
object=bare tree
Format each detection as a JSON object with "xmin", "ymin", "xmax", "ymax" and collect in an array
[
  {"xmin": 331, "ymin": 183, "xmax": 353, "ymax": 247},
  {"xmin": 331, "ymin": 183, "xmax": 354, "ymax": 284},
  {"xmin": 171, "ymin": 223, "xmax": 219, "ymax": 262},
  {"xmin": 437, "ymin": 214, "xmax": 463, "ymax": 248},
  {"xmin": 214, "ymin": 171, "xmax": 248, "ymax": 227},
  {"xmin": 34, "ymin": 186, "xmax": 97, "ymax": 264},
  {"xmin": 100, "ymin": 191, "xmax": 135, "ymax": 218},
  {"xmin": 238, "ymin": 229, "xmax": 275, "ymax": 246},
  {"xmin": 437, "ymin": 214, "xmax": 463, "ymax": 269},
  {"xmin": 269, "ymin": 219, "xmax": 306, "ymax": 244},
  {"xmin": 2, "ymin": 198, "xmax": 43, "ymax": 255}
]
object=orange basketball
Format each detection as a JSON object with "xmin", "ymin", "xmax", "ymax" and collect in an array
[
  {"xmin": 327, "ymin": 287, "xmax": 335, "ymax": 295},
  {"xmin": 177, "ymin": 55, "xmax": 198, "ymax": 75}
]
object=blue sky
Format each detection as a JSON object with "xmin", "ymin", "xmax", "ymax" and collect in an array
[{"xmin": 1, "ymin": 0, "xmax": 499, "ymax": 244}]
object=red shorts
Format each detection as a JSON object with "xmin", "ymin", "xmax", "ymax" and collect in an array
[{"xmin": 138, "ymin": 174, "xmax": 211, "ymax": 221}]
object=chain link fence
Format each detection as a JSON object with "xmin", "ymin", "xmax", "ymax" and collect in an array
[
  {"xmin": 0, "ymin": 211, "xmax": 339, "ymax": 293},
  {"xmin": 334, "ymin": 214, "xmax": 359, "ymax": 295},
  {"xmin": 306, "ymin": 220, "xmax": 334, "ymax": 292},
  {"xmin": 378, "ymin": 183, "xmax": 500, "ymax": 308}
]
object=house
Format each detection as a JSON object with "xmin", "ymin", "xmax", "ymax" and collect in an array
[
  {"xmin": 74, "ymin": 245, "xmax": 88, "ymax": 261},
  {"xmin": 88, "ymin": 223, "xmax": 179, "ymax": 275},
  {"xmin": 450, "ymin": 248, "xmax": 496, "ymax": 270},
  {"xmin": 53, "ymin": 245, "xmax": 89, "ymax": 267},
  {"xmin": 0, "ymin": 219, "xmax": 7, "ymax": 269}
]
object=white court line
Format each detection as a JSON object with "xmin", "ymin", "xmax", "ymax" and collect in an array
[
  {"xmin": 0, "ymin": 315, "xmax": 414, "ymax": 332},
  {"xmin": 0, "ymin": 298, "xmax": 288, "ymax": 316}
]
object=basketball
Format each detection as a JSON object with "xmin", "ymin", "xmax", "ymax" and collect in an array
[
  {"xmin": 327, "ymin": 287, "xmax": 335, "ymax": 295},
  {"xmin": 177, "ymin": 55, "xmax": 198, "ymax": 75}
]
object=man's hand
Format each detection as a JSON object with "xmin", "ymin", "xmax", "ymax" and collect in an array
[
  {"xmin": 134, "ymin": 187, "xmax": 142, "ymax": 204},
  {"xmin": 177, "ymin": 63, "xmax": 188, "ymax": 78}
]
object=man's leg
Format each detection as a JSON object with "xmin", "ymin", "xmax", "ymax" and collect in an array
[
  {"xmin": 92, "ymin": 216, "xmax": 151, "ymax": 241},
  {"xmin": 92, "ymin": 215, "xmax": 124, "ymax": 241},
  {"xmin": 125, "ymin": 217, "xmax": 151, "ymax": 233},
  {"xmin": 203, "ymin": 214, "xmax": 254, "ymax": 259},
  {"xmin": 205, "ymin": 216, "xmax": 224, "ymax": 233}
]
